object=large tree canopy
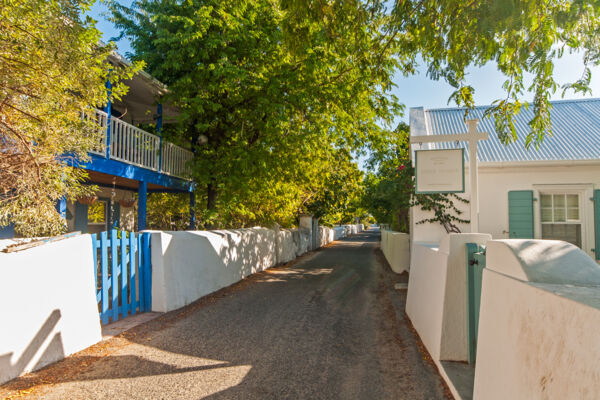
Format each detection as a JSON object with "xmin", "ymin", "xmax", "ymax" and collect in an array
[
  {"xmin": 0, "ymin": 0, "xmax": 136, "ymax": 236},
  {"xmin": 109, "ymin": 0, "xmax": 400, "ymax": 228}
]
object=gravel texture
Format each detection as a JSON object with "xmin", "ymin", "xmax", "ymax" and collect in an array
[{"xmin": 2, "ymin": 229, "xmax": 450, "ymax": 400}]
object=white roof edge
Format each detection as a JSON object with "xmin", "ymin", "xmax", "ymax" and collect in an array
[{"xmin": 419, "ymin": 97, "xmax": 600, "ymax": 113}]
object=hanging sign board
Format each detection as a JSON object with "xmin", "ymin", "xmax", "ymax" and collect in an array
[{"xmin": 415, "ymin": 148, "xmax": 465, "ymax": 193}]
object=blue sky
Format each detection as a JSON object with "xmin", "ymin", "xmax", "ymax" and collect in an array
[{"xmin": 90, "ymin": 1, "xmax": 599, "ymax": 126}]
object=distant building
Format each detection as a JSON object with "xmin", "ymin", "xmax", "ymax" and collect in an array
[{"xmin": 410, "ymin": 98, "xmax": 600, "ymax": 261}]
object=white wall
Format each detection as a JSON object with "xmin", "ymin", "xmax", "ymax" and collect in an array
[
  {"xmin": 380, "ymin": 230, "xmax": 410, "ymax": 273},
  {"xmin": 0, "ymin": 235, "xmax": 102, "ymax": 384},
  {"xmin": 474, "ymin": 239, "xmax": 600, "ymax": 399},
  {"xmin": 411, "ymin": 163, "xmax": 600, "ymax": 259},
  {"xmin": 406, "ymin": 233, "xmax": 491, "ymax": 361},
  {"xmin": 151, "ymin": 228, "xmax": 277, "ymax": 312},
  {"xmin": 151, "ymin": 223, "xmax": 363, "ymax": 313}
]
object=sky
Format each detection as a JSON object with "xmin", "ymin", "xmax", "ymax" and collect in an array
[{"xmin": 89, "ymin": 2, "xmax": 600, "ymax": 126}]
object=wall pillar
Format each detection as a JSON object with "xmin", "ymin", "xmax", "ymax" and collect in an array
[
  {"xmin": 299, "ymin": 214, "xmax": 314, "ymax": 250},
  {"xmin": 138, "ymin": 181, "xmax": 147, "ymax": 231}
]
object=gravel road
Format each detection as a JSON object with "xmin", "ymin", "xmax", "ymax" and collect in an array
[{"xmin": 2, "ymin": 228, "xmax": 450, "ymax": 400}]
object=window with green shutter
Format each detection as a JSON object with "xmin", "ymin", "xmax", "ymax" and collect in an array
[{"xmin": 508, "ymin": 190, "xmax": 534, "ymax": 238}]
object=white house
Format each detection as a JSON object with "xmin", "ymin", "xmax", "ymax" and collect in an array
[{"xmin": 409, "ymin": 98, "xmax": 600, "ymax": 261}]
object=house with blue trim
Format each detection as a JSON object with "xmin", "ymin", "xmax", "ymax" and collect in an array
[
  {"xmin": 410, "ymin": 98, "xmax": 600, "ymax": 261},
  {"xmin": 0, "ymin": 53, "xmax": 195, "ymax": 238}
]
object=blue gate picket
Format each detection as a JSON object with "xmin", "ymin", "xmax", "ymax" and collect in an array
[{"xmin": 91, "ymin": 230, "xmax": 152, "ymax": 325}]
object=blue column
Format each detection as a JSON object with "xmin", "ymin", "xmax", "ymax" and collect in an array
[
  {"xmin": 189, "ymin": 191, "xmax": 195, "ymax": 230},
  {"xmin": 157, "ymin": 103, "xmax": 163, "ymax": 172},
  {"xmin": 56, "ymin": 196, "xmax": 67, "ymax": 219},
  {"xmin": 104, "ymin": 78, "xmax": 112, "ymax": 159},
  {"xmin": 138, "ymin": 181, "xmax": 147, "ymax": 231}
]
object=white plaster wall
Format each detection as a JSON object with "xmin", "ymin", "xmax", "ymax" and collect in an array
[
  {"xmin": 151, "ymin": 228, "xmax": 277, "ymax": 312},
  {"xmin": 0, "ymin": 235, "xmax": 102, "ymax": 384},
  {"xmin": 318, "ymin": 226, "xmax": 335, "ymax": 247},
  {"xmin": 380, "ymin": 230, "xmax": 410, "ymax": 273},
  {"xmin": 405, "ymin": 243, "xmax": 448, "ymax": 361},
  {"xmin": 474, "ymin": 268, "xmax": 600, "ymax": 399},
  {"xmin": 406, "ymin": 233, "xmax": 491, "ymax": 362},
  {"xmin": 276, "ymin": 229, "xmax": 297, "ymax": 264},
  {"xmin": 411, "ymin": 163, "xmax": 600, "ymax": 258},
  {"xmin": 438, "ymin": 233, "xmax": 491, "ymax": 361},
  {"xmin": 333, "ymin": 227, "xmax": 346, "ymax": 240}
]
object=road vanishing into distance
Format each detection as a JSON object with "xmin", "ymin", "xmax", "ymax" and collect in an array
[{"xmin": 1, "ymin": 229, "xmax": 450, "ymax": 400}]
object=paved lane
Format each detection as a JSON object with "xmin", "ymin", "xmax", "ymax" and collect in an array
[{"xmin": 2, "ymin": 229, "xmax": 450, "ymax": 399}]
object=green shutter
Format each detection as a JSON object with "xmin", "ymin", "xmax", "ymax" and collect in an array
[
  {"xmin": 508, "ymin": 190, "xmax": 534, "ymax": 238},
  {"xmin": 594, "ymin": 190, "xmax": 600, "ymax": 260},
  {"xmin": 74, "ymin": 202, "xmax": 88, "ymax": 233}
]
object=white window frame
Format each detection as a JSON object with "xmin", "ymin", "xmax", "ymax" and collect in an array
[{"xmin": 533, "ymin": 184, "xmax": 594, "ymax": 258}]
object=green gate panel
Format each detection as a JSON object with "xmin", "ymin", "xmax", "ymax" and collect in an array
[
  {"xmin": 75, "ymin": 202, "xmax": 89, "ymax": 233},
  {"xmin": 508, "ymin": 190, "xmax": 534, "ymax": 238},
  {"xmin": 594, "ymin": 190, "xmax": 600, "ymax": 260},
  {"xmin": 466, "ymin": 243, "xmax": 486, "ymax": 365}
]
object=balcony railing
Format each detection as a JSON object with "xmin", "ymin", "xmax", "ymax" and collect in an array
[{"xmin": 86, "ymin": 109, "xmax": 193, "ymax": 179}]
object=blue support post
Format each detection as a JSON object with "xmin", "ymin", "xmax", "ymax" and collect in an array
[
  {"xmin": 189, "ymin": 191, "xmax": 195, "ymax": 230},
  {"xmin": 157, "ymin": 103, "xmax": 163, "ymax": 172},
  {"xmin": 138, "ymin": 180, "xmax": 147, "ymax": 231},
  {"xmin": 56, "ymin": 196, "xmax": 67, "ymax": 219},
  {"xmin": 104, "ymin": 78, "xmax": 112, "ymax": 159},
  {"xmin": 142, "ymin": 232, "xmax": 152, "ymax": 311}
]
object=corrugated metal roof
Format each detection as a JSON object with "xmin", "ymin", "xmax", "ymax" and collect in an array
[{"xmin": 412, "ymin": 98, "xmax": 600, "ymax": 163}]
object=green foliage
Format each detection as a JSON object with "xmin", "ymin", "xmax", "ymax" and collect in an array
[
  {"xmin": 109, "ymin": 0, "xmax": 399, "ymax": 228},
  {"xmin": 363, "ymin": 122, "xmax": 469, "ymax": 233},
  {"xmin": 146, "ymin": 193, "xmax": 191, "ymax": 231},
  {"xmin": 392, "ymin": 0, "xmax": 600, "ymax": 148},
  {"xmin": 0, "ymin": 0, "xmax": 138, "ymax": 236}
]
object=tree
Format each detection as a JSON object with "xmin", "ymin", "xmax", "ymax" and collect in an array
[
  {"xmin": 390, "ymin": 0, "xmax": 600, "ymax": 147},
  {"xmin": 363, "ymin": 123, "xmax": 469, "ymax": 233},
  {"xmin": 108, "ymin": 0, "xmax": 400, "ymax": 228},
  {"xmin": 0, "ymin": 0, "xmax": 136, "ymax": 236}
]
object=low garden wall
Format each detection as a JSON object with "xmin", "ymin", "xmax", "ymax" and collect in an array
[
  {"xmin": 380, "ymin": 230, "xmax": 410, "ymax": 273},
  {"xmin": 151, "ymin": 224, "xmax": 363, "ymax": 313},
  {"xmin": 474, "ymin": 240, "xmax": 600, "ymax": 399},
  {"xmin": 405, "ymin": 233, "xmax": 491, "ymax": 362},
  {"xmin": 0, "ymin": 235, "xmax": 102, "ymax": 384}
]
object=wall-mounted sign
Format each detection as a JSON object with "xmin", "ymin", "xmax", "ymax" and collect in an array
[{"xmin": 415, "ymin": 148, "xmax": 465, "ymax": 193}]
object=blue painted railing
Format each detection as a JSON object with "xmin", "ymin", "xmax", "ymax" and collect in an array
[{"xmin": 91, "ymin": 230, "xmax": 152, "ymax": 325}]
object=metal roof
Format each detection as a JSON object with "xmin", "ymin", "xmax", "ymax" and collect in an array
[{"xmin": 410, "ymin": 98, "xmax": 600, "ymax": 163}]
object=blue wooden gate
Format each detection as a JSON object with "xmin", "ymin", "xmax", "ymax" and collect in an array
[{"xmin": 91, "ymin": 230, "xmax": 152, "ymax": 325}]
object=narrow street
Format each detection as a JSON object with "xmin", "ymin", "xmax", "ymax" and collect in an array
[{"xmin": 2, "ymin": 229, "xmax": 450, "ymax": 400}]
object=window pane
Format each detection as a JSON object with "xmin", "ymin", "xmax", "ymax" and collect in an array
[
  {"xmin": 553, "ymin": 194, "xmax": 565, "ymax": 207},
  {"xmin": 541, "ymin": 208, "xmax": 553, "ymax": 222},
  {"xmin": 567, "ymin": 208, "xmax": 579, "ymax": 220},
  {"xmin": 88, "ymin": 201, "xmax": 106, "ymax": 224},
  {"xmin": 554, "ymin": 207, "xmax": 566, "ymax": 222},
  {"xmin": 542, "ymin": 224, "xmax": 581, "ymax": 248},
  {"xmin": 540, "ymin": 194, "xmax": 552, "ymax": 208},
  {"xmin": 567, "ymin": 194, "xmax": 578, "ymax": 208}
]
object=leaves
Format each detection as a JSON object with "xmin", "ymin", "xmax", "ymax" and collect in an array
[{"xmin": 0, "ymin": 0, "xmax": 136, "ymax": 236}]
